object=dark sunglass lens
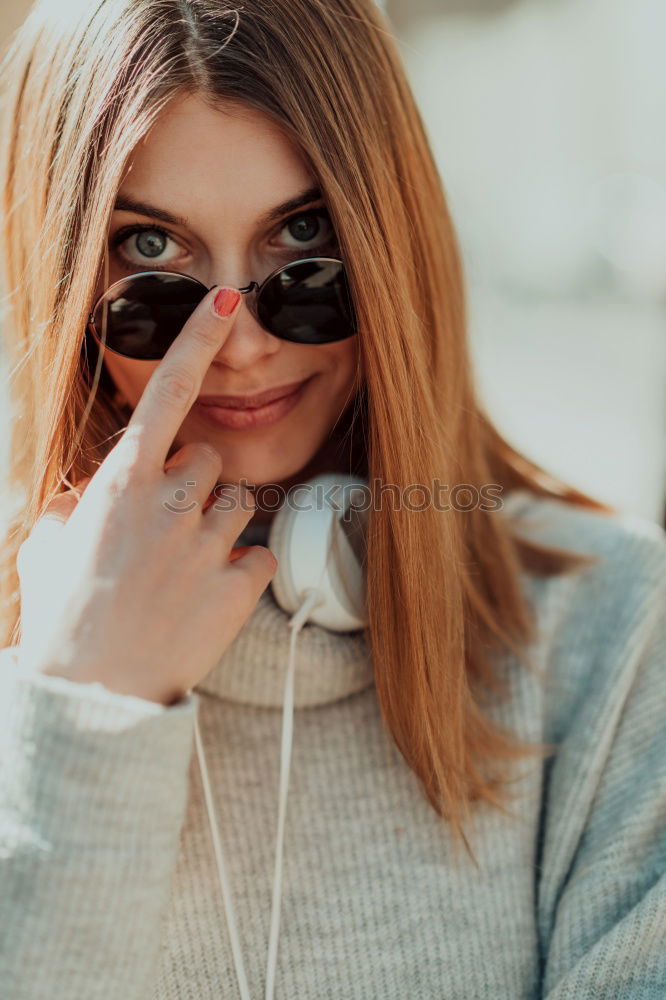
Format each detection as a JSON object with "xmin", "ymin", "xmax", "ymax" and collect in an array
[
  {"xmin": 257, "ymin": 259, "xmax": 357, "ymax": 344},
  {"xmin": 92, "ymin": 272, "xmax": 207, "ymax": 360}
]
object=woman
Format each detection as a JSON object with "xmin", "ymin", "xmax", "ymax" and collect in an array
[{"xmin": 0, "ymin": 1, "xmax": 664, "ymax": 997}]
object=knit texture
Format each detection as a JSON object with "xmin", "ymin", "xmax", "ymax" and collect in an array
[{"xmin": 1, "ymin": 489, "xmax": 664, "ymax": 999}]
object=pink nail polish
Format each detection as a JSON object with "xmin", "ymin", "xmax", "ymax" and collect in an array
[{"xmin": 213, "ymin": 287, "xmax": 241, "ymax": 318}]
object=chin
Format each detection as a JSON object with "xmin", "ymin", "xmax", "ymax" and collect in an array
[{"xmin": 206, "ymin": 443, "xmax": 318, "ymax": 491}]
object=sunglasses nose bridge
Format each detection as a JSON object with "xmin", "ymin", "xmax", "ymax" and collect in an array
[
  {"xmin": 204, "ymin": 280, "xmax": 261, "ymax": 327},
  {"xmin": 238, "ymin": 280, "xmax": 261, "ymax": 325},
  {"xmin": 207, "ymin": 280, "xmax": 260, "ymax": 295}
]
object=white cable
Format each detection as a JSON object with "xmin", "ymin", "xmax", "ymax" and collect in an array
[
  {"xmin": 264, "ymin": 587, "xmax": 323, "ymax": 999},
  {"xmin": 190, "ymin": 586, "xmax": 324, "ymax": 1000},
  {"xmin": 192, "ymin": 710, "xmax": 252, "ymax": 1000}
]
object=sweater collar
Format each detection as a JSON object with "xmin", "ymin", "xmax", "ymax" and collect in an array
[{"xmin": 194, "ymin": 585, "xmax": 374, "ymax": 709}]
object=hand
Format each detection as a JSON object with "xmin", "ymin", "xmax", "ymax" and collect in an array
[{"xmin": 16, "ymin": 285, "xmax": 278, "ymax": 706}]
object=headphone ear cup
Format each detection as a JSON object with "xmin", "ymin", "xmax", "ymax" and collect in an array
[{"xmin": 266, "ymin": 474, "xmax": 368, "ymax": 631}]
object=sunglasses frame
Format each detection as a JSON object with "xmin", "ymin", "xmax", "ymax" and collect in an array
[{"xmin": 86, "ymin": 254, "xmax": 356, "ymax": 359}]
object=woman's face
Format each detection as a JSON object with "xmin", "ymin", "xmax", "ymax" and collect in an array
[{"xmin": 95, "ymin": 92, "xmax": 361, "ymax": 492}]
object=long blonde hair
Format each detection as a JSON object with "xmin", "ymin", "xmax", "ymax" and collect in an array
[{"xmin": 0, "ymin": 0, "xmax": 613, "ymax": 863}]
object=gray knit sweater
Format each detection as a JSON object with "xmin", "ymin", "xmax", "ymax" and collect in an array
[{"xmin": 1, "ymin": 489, "xmax": 665, "ymax": 999}]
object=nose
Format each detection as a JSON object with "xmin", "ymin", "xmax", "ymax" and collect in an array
[{"xmin": 210, "ymin": 286, "xmax": 281, "ymax": 369}]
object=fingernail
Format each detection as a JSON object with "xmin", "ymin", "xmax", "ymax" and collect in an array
[
  {"xmin": 229, "ymin": 545, "xmax": 252, "ymax": 562},
  {"xmin": 212, "ymin": 287, "xmax": 241, "ymax": 319}
]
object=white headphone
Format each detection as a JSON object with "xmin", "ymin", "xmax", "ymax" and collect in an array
[{"xmin": 266, "ymin": 472, "xmax": 369, "ymax": 631}]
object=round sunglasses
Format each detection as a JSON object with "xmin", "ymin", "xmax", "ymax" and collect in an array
[{"xmin": 86, "ymin": 256, "xmax": 358, "ymax": 361}]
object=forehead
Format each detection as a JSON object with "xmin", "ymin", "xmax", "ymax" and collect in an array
[{"xmin": 118, "ymin": 92, "xmax": 315, "ymax": 233}]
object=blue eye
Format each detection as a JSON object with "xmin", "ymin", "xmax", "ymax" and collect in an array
[
  {"xmin": 278, "ymin": 208, "xmax": 336, "ymax": 252},
  {"xmin": 109, "ymin": 224, "xmax": 180, "ymax": 270}
]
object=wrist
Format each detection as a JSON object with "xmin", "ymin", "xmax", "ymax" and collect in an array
[{"xmin": 28, "ymin": 656, "xmax": 169, "ymax": 707}]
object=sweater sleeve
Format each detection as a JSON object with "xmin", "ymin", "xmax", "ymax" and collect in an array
[
  {"xmin": 0, "ymin": 647, "xmax": 199, "ymax": 1000},
  {"xmin": 537, "ymin": 536, "xmax": 666, "ymax": 999}
]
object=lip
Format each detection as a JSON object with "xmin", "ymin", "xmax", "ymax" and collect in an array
[
  {"xmin": 193, "ymin": 375, "xmax": 313, "ymax": 430},
  {"xmin": 197, "ymin": 378, "xmax": 310, "ymax": 410}
]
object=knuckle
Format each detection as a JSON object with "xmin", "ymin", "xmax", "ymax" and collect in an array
[
  {"xmin": 99, "ymin": 454, "xmax": 149, "ymax": 506},
  {"xmin": 223, "ymin": 483, "xmax": 255, "ymax": 515},
  {"xmin": 108, "ymin": 427, "xmax": 148, "ymax": 482},
  {"xmin": 224, "ymin": 483, "xmax": 255, "ymax": 514},
  {"xmin": 207, "ymin": 486, "xmax": 234, "ymax": 514},
  {"xmin": 263, "ymin": 547, "xmax": 279, "ymax": 574},
  {"xmin": 104, "ymin": 454, "xmax": 140, "ymax": 499},
  {"xmin": 241, "ymin": 545, "xmax": 278, "ymax": 578},
  {"xmin": 153, "ymin": 366, "xmax": 198, "ymax": 408},
  {"xmin": 194, "ymin": 441, "xmax": 223, "ymax": 467}
]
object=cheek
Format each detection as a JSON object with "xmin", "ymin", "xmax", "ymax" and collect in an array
[
  {"xmin": 319, "ymin": 337, "xmax": 361, "ymax": 391},
  {"xmin": 102, "ymin": 355, "xmax": 159, "ymax": 408},
  {"xmin": 308, "ymin": 340, "xmax": 362, "ymax": 431}
]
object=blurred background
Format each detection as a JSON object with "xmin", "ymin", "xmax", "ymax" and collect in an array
[{"xmin": 1, "ymin": 0, "xmax": 664, "ymax": 523}]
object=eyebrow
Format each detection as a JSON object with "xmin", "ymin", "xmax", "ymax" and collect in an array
[{"xmin": 112, "ymin": 184, "xmax": 324, "ymax": 229}]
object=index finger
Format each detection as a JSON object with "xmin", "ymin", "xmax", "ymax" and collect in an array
[{"xmin": 115, "ymin": 285, "xmax": 241, "ymax": 474}]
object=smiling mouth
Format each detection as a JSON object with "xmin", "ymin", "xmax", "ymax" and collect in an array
[
  {"xmin": 196, "ymin": 377, "xmax": 311, "ymax": 410},
  {"xmin": 193, "ymin": 375, "xmax": 314, "ymax": 430}
]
